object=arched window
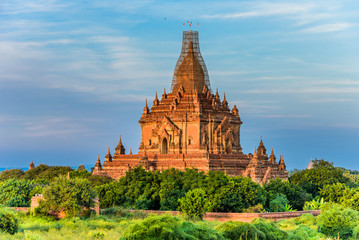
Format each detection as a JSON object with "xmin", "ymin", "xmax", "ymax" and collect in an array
[{"xmin": 161, "ymin": 138, "xmax": 168, "ymax": 154}]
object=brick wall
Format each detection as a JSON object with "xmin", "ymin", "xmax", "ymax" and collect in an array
[
  {"xmin": 129, "ymin": 210, "xmax": 321, "ymax": 222},
  {"xmin": 7, "ymin": 207, "xmax": 29, "ymax": 212}
]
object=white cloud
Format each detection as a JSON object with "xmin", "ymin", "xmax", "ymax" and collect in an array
[
  {"xmin": 22, "ymin": 117, "xmax": 95, "ymax": 138},
  {"xmin": 201, "ymin": 2, "xmax": 316, "ymax": 19},
  {"xmin": 1, "ymin": 0, "xmax": 70, "ymax": 15},
  {"xmin": 254, "ymin": 114, "xmax": 311, "ymax": 119},
  {"xmin": 305, "ymin": 98, "xmax": 354, "ymax": 103},
  {"xmin": 301, "ymin": 23, "xmax": 353, "ymax": 33},
  {"xmin": 243, "ymin": 87, "xmax": 359, "ymax": 94}
]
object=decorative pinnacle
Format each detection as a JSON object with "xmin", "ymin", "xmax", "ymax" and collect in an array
[
  {"xmin": 253, "ymin": 146, "xmax": 257, "ymax": 158},
  {"xmin": 259, "ymin": 136, "xmax": 264, "ymax": 146},
  {"xmin": 143, "ymin": 99, "xmax": 149, "ymax": 113},
  {"xmin": 130, "ymin": 148, "xmax": 132, "ymax": 155},
  {"xmin": 107, "ymin": 147, "xmax": 110, "ymax": 154},
  {"xmin": 118, "ymin": 135, "xmax": 122, "ymax": 146},
  {"xmin": 223, "ymin": 92, "xmax": 227, "ymax": 102},
  {"xmin": 215, "ymin": 89, "xmax": 219, "ymax": 100}
]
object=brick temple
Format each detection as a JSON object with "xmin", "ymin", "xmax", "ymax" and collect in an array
[{"xmin": 93, "ymin": 30, "xmax": 288, "ymax": 184}]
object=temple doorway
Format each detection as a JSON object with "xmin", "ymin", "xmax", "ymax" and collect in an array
[{"xmin": 162, "ymin": 138, "xmax": 168, "ymax": 154}]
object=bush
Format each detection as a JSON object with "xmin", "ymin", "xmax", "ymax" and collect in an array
[
  {"xmin": 317, "ymin": 203, "xmax": 359, "ymax": 239},
  {"xmin": 269, "ymin": 194, "xmax": 289, "ymax": 212},
  {"xmin": 122, "ymin": 214, "xmax": 224, "ymax": 240},
  {"xmin": 217, "ymin": 221, "xmax": 265, "ymax": 240},
  {"xmin": 0, "ymin": 179, "xmax": 32, "ymax": 207},
  {"xmin": 39, "ymin": 175, "xmax": 96, "ymax": 217},
  {"xmin": 0, "ymin": 208, "xmax": 19, "ymax": 234},
  {"xmin": 243, "ymin": 204, "xmax": 266, "ymax": 213},
  {"xmin": 252, "ymin": 218, "xmax": 288, "ymax": 240},
  {"xmin": 178, "ymin": 188, "xmax": 211, "ymax": 220}
]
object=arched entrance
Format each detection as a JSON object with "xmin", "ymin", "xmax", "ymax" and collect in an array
[{"xmin": 161, "ymin": 138, "xmax": 168, "ymax": 154}]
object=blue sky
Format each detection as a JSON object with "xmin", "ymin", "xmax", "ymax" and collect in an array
[{"xmin": 0, "ymin": 0, "xmax": 358, "ymax": 170}]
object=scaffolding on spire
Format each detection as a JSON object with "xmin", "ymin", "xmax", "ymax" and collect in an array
[{"xmin": 171, "ymin": 30, "xmax": 211, "ymax": 92}]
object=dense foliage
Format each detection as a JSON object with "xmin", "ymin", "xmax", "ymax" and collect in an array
[
  {"xmin": 0, "ymin": 207, "xmax": 19, "ymax": 234},
  {"xmin": 39, "ymin": 176, "xmax": 96, "ymax": 217},
  {"xmin": 1, "ymin": 159, "xmax": 359, "ymax": 239},
  {"xmin": 290, "ymin": 159, "xmax": 350, "ymax": 197},
  {"xmin": 178, "ymin": 188, "xmax": 211, "ymax": 219}
]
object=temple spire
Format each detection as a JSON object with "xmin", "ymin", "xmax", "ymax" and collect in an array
[
  {"xmin": 279, "ymin": 155, "xmax": 286, "ymax": 171},
  {"xmin": 232, "ymin": 105, "xmax": 239, "ymax": 116},
  {"xmin": 115, "ymin": 135, "xmax": 126, "ymax": 155},
  {"xmin": 95, "ymin": 155, "xmax": 102, "ymax": 170},
  {"xmin": 222, "ymin": 92, "xmax": 228, "ymax": 107},
  {"xmin": 153, "ymin": 91, "xmax": 159, "ymax": 106},
  {"xmin": 105, "ymin": 147, "xmax": 112, "ymax": 162},
  {"xmin": 171, "ymin": 30, "xmax": 210, "ymax": 92},
  {"xmin": 143, "ymin": 99, "xmax": 149, "ymax": 114},
  {"xmin": 269, "ymin": 148, "xmax": 276, "ymax": 163},
  {"xmin": 215, "ymin": 88, "xmax": 219, "ymax": 100},
  {"xmin": 28, "ymin": 160, "xmax": 35, "ymax": 171}
]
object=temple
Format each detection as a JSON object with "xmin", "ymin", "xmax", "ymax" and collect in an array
[{"xmin": 93, "ymin": 30, "xmax": 288, "ymax": 184}]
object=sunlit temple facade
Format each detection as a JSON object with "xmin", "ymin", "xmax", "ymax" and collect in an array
[{"xmin": 93, "ymin": 31, "xmax": 288, "ymax": 184}]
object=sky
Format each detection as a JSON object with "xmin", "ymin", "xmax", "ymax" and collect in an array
[{"xmin": 0, "ymin": 0, "xmax": 358, "ymax": 170}]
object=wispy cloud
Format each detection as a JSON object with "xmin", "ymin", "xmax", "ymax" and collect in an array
[
  {"xmin": 305, "ymin": 98, "xmax": 354, "ymax": 103},
  {"xmin": 201, "ymin": 2, "xmax": 316, "ymax": 19},
  {"xmin": 243, "ymin": 87, "xmax": 359, "ymax": 94},
  {"xmin": 254, "ymin": 114, "xmax": 311, "ymax": 119},
  {"xmin": 301, "ymin": 23, "xmax": 353, "ymax": 33},
  {"xmin": 22, "ymin": 117, "xmax": 94, "ymax": 138},
  {"xmin": 1, "ymin": 0, "xmax": 70, "ymax": 15}
]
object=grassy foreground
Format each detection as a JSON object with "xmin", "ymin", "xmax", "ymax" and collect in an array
[{"xmin": 0, "ymin": 207, "xmax": 347, "ymax": 240}]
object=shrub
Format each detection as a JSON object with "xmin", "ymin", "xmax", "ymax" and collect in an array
[
  {"xmin": 217, "ymin": 221, "xmax": 265, "ymax": 240},
  {"xmin": 39, "ymin": 175, "xmax": 96, "ymax": 217},
  {"xmin": 317, "ymin": 203, "xmax": 359, "ymax": 239},
  {"xmin": 0, "ymin": 179, "xmax": 32, "ymax": 207},
  {"xmin": 122, "ymin": 214, "xmax": 224, "ymax": 240},
  {"xmin": 269, "ymin": 194, "xmax": 289, "ymax": 212},
  {"xmin": 252, "ymin": 218, "xmax": 288, "ymax": 240},
  {"xmin": 0, "ymin": 208, "xmax": 19, "ymax": 234},
  {"xmin": 303, "ymin": 197, "xmax": 324, "ymax": 210},
  {"xmin": 243, "ymin": 204, "xmax": 266, "ymax": 213},
  {"xmin": 178, "ymin": 188, "xmax": 211, "ymax": 220}
]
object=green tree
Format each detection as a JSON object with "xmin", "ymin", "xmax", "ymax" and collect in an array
[
  {"xmin": 39, "ymin": 175, "xmax": 96, "ymax": 217},
  {"xmin": 264, "ymin": 178, "xmax": 310, "ymax": 210},
  {"xmin": 319, "ymin": 182, "xmax": 351, "ymax": 203},
  {"xmin": 317, "ymin": 203, "xmax": 359, "ymax": 239},
  {"xmin": 179, "ymin": 188, "xmax": 211, "ymax": 220},
  {"xmin": 159, "ymin": 168, "xmax": 185, "ymax": 210},
  {"xmin": 290, "ymin": 159, "xmax": 349, "ymax": 197},
  {"xmin": 0, "ymin": 169, "xmax": 24, "ymax": 182},
  {"xmin": 0, "ymin": 208, "xmax": 19, "ymax": 235},
  {"xmin": 341, "ymin": 189, "xmax": 359, "ymax": 211},
  {"xmin": 87, "ymin": 175, "xmax": 113, "ymax": 188},
  {"xmin": 218, "ymin": 177, "xmax": 266, "ymax": 213},
  {"xmin": 269, "ymin": 194, "xmax": 290, "ymax": 212},
  {"xmin": 0, "ymin": 179, "xmax": 32, "ymax": 207}
]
